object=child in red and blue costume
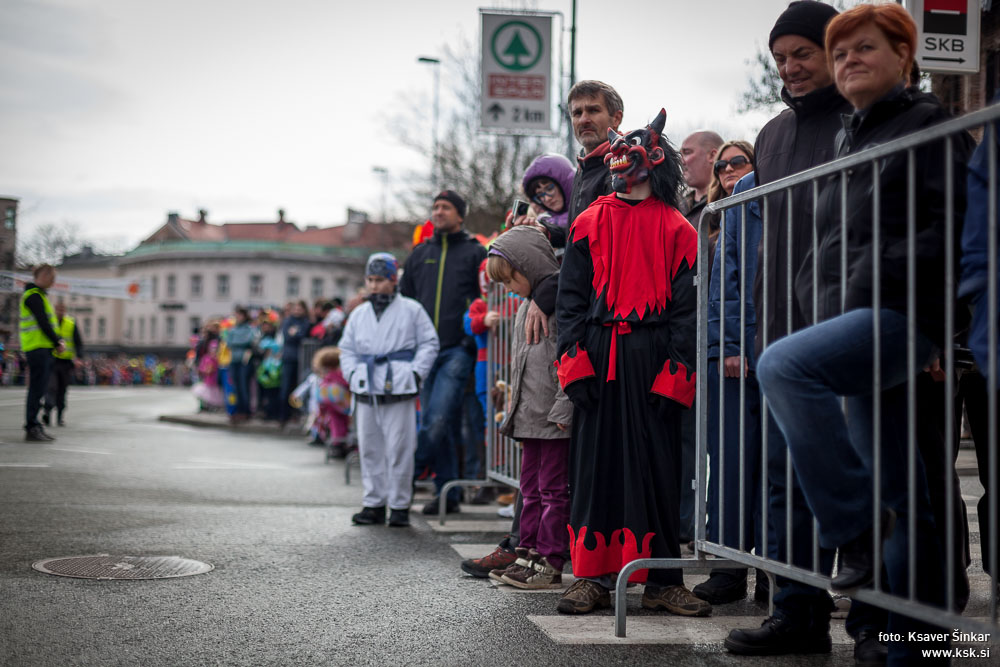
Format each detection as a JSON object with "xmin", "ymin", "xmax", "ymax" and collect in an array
[{"xmin": 464, "ymin": 259, "xmax": 499, "ymax": 422}]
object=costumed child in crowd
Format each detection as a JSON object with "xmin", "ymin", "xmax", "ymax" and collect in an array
[
  {"xmin": 255, "ymin": 319, "xmax": 282, "ymax": 420},
  {"xmin": 485, "ymin": 225, "xmax": 573, "ymax": 589},
  {"xmin": 192, "ymin": 339, "xmax": 225, "ymax": 409},
  {"xmin": 290, "ymin": 369, "xmax": 322, "ymax": 444},
  {"xmin": 312, "ymin": 346, "xmax": 352, "ymax": 458},
  {"xmin": 339, "ymin": 252, "xmax": 439, "ymax": 527},
  {"xmin": 554, "ymin": 109, "xmax": 707, "ymax": 616},
  {"xmin": 520, "ymin": 153, "xmax": 576, "ymax": 248}
]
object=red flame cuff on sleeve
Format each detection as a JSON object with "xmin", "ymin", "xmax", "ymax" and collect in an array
[
  {"xmin": 555, "ymin": 343, "xmax": 596, "ymax": 389},
  {"xmin": 650, "ymin": 358, "xmax": 695, "ymax": 408}
]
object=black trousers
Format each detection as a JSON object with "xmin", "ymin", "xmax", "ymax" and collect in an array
[
  {"xmin": 45, "ymin": 358, "xmax": 75, "ymax": 415},
  {"xmin": 24, "ymin": 349, "xmax": 53, "ymax": 430}
]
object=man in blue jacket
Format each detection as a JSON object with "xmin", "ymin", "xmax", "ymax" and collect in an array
[{"xmin": 400, "ymin": 190, "xmax": 487, "ymax": 514}]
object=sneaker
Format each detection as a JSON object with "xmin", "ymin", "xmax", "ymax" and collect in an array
[
  {"xmin": 25, "ymin": 426, "xmax": 51, "ymax": 442},
  {"xmin": 351, "ymin": 506, "xmax": 386, "ymax": 525},
  {"xmin": 469, "ymin": 486, "xmax": 496, "ymax": 505},
  {"xmin": 724, "ymin": 616, "xmax": 832, "ymax": 656},
  {"xmin": 461, "ymin": 544, "xmax": 516, "ymax": 578},
  {"xmin": 497, "ymin": 504, "xmax": 514, "ymax": 518},
  {"xmin": 642, "ymin": 584, "xmax": 712, "ymax": 616},
  {"xmin": 854, "ymin": 628, "xmax": 888, "ymax": 666},
  {"xmin": 692, "ymin": 569, "xmax": 748, "ymax": 604},
  {"xmin": 502, "ymin": 552, "xmax": 563, "ymax": 590},
  {"xmin": 387, "ymin": 509, "xmax": 410, "ymax": 527},
  {"xmin": 497, "ymin": 492, "xmax": 515, "ymax": 506},
  {"xmin": 421, "ymin": 497, "xmax": 460, "ymax": 515},
  {"xmin": 557, "ymin": 579, "xmax": 611, "ymax": 614},
  {"xmin": 490, "ymin": 547, "xmax": 535, "ymax": 585}
]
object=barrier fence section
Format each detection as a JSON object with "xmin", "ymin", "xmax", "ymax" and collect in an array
[
  {"xmin": 484, "ymin": 284, "xmax": 523, "ymax": 490},
  {"xmin": 609, "ymin": 103, "xmax": 1000, "ymax": 639},
  {"xmin": 435, "ymin": 284, "xmax": 522, "ymax": 522}
]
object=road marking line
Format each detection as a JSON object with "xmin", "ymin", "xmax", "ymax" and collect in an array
[
  {"xmin": 0, "ymin": 463, "xmax": 51, "ymax": 468},
  {"xmin": 48, "ymin": 447, "xmax": 112, "ymax": 455}
]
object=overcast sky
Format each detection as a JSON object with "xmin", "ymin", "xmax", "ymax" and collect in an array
[{"xmin": 1, "ymin": 0, "xmax": 817, "ymax": 251}]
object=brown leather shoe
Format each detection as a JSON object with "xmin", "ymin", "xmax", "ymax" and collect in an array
[
  {"xmin": 557, "ymin": 579, "xmax": 610, "ymax": 614},
  {"xmin": 641, "ymin": 584, "xmax": 712, "ymax": 617}
]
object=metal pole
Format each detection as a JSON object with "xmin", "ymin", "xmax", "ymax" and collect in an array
[
  {"xmin": 417, "ymin": 56, "xmax": 441, "ymax": 188},
  {"xmin": 567, "ymin": 0, "xmax": 577, "ymax": 160}
]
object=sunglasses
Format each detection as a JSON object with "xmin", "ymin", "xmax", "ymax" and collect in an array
[
  {"xmin": 714, "ymin": 155, "xmax": 752, "ymax": 174},
  {"xmin": 531, "ymin": 183, "xmax": 560, "ymax": 204}
]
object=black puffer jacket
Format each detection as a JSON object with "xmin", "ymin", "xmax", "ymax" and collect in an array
[
  {"xmin": 568, "ymin": 141, "xmax": 613, "ymax": 224},
  {"xmin": 796, "ymin": 87, "xmax": 973, "ymax": 347},
  {"xmin": 400, "ymin": 228, "xmax": 486, "ymax": 350},
  {"xmin": 752, "ymin": 84, "xmax": 852, "ymax": 354}
]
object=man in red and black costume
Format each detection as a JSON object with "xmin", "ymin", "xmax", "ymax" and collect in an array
[{"xmin": 554, "ymin": 109, "xmax": 709, "ymax": 616}]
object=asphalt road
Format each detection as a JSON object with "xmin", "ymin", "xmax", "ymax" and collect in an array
[{"xmin": 0, "ymin": 386, "xmax": 995, "ymax": 666}]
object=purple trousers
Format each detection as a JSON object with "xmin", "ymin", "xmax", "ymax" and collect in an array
[{"xmin": 519, "ymin": 437, "xmax": 571, "ymax": 569}]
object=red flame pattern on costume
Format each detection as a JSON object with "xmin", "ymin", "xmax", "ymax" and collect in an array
[{"xmin": 568, "ymin": 525, "xmax": 656, "ymax": 583}]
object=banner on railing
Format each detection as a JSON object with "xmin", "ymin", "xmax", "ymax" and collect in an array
[{"xmin": 0, "ymin": 271, "xmax": 151, "ymax": 300}]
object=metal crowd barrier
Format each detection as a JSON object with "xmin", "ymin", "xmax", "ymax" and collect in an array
[
  {"xmin": 435, "ymin": 283, "xmax": 521, "ymax": 522},
  {"xmin": 617, "ymin": 101, "xmax": 1000, "ymax": 638}
]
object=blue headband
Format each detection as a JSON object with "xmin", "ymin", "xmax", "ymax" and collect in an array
[{"xmin": 365, "ymin": 252, "xmax": 398, "ymax": 280}]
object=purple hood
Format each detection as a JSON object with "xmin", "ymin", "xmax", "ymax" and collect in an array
[{"xmin": 522, "ymin": 153, "xmax": 575, "ymax": 228}]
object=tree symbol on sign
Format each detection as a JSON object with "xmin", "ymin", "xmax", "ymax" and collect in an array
[{"xmin": 503, "ymin": 31, "xmax": 530, "ymax": 67}]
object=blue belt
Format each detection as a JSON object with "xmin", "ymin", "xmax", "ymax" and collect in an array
[{"xmin": 359, "ymin": 349, "xmax": 415, "ymax": 393}]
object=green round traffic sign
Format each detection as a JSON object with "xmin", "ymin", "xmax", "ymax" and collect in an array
[{"xmin": 490, "ymin": 20, "xmax": 543, "ymax": 72}]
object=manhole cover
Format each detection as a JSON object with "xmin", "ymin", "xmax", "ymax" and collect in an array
[{"xmin": 32, "ymin": 555, "xmax": 213, "ymax": 580}]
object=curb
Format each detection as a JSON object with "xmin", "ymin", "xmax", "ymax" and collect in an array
[{"xmin": 158, "ymin": 415, "xmax": 302, "ymax": 437}]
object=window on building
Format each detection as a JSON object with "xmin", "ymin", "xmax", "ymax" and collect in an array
[
  {"xmin": 249, "ymin": 274, "xmax": 264, "ymax": 298},
  {"xmin": 165, "ymin": 315, "xmax": 175, "ymax": 340},
  {"xmin": 311, "ymin": 277, "xmax": 324, "ymax": 298},
  {"xmin": 151, "ymin": 276, "xmax": 159, "ymax": 299},
  {"xmin": 217, "ymin": 274, "xmax": 230, "ymax": 298},
  {"xmin": 84, "ymin": 318, "xmax": 92, "ymax": 338},
  {"xmin": 126, "ymin": 318, "xmax": 134, "ymax": 340},
  {"xmin": 98, "ymin": 317, "xmax": 106, "ymax": 340},
  {"xmin": 150, "ymin": 316, "xmax": 157, "ymax": 341},
  {"xmin": 139, "ymin": 318, "xmax": 145, "ymax": 341},
  {"xmin": 4, "ymin": 206, "xmax": 15, "ymax": 230},
  {"xmin": 286, "ymin": 275, "xmax": 300, "ymax": 297},
  {"xmin": 190, "ymin": 316, "xmax": 201, "ymax": 335},
  {"xmin": 166, "ymin": 274, "xmax": 176, "ymax": 298},
  {"xmin": 191, "ymin": 274, "xmax": 202, "ymax": 298}
]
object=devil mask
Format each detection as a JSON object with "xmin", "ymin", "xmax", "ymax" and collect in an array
[{"xmin": 604, "ymin": 108, "xmax": 667, "ymax": 194}]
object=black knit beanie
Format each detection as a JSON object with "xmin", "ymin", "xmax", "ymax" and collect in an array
[
  {"xmin": 433, "ymin": 190, "xmax": 467, "ymax": 220},
  {"xmin": 768, "ymin": 1, "xmax": 839, "ymax": 50}
]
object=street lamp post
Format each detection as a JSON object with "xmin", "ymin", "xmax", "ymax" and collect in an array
[
  {"xmin": 417, "ymin": 56, "xmax": 441, "ymax": 188},
  {"xmin": 371, "ymin": 166, "xmax": 389, "ymax": 223}
]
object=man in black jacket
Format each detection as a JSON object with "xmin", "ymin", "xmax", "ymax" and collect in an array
[
  {"xmin": 20, "ymin": 264, "xmax": 65, "ymax": 442},
  {"xmin": 723, "ymin": 2, "xmax": 885, "ymax": 663},
  {"xmin": 400, "ymin": 190, "xmax": 486, "ymax": 514}
]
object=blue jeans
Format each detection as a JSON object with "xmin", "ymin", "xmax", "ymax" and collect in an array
[
  {"xmin": 459, "ymin": 388, "xmax": 485, "ymax": 479},
  {"xmin": 414, "ymin": 345, "xmax": 475, "ymax": 501},
  {"xmin": 278, "ymin": 359, "xmax": 299, "ymax": 423},
  {"xmin": 229, "ymin": 359, "xmax": 252, "ymax": 416},
  {"xmin": 706, "ymin": 361, "xmax": 763, "ymax": 552},
  {"xmin": 758, "ymin": 308, "xmax": 947, "ymax": 664}
]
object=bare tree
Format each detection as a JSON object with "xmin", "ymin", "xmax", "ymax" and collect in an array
[
  {"xmin": 16, "ymin": 222, "xmax": 84, "ymax": 267},
  {"xmin": 390, "ymin": 39, "xmax": 562, "ymax": 236}
]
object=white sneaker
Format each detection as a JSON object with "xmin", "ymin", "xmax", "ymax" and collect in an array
[{"xmin": 497, "ymin": 504, "xmax": 514, "ymax": 518}]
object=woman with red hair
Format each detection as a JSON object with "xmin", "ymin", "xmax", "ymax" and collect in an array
[{"xmin": 754, "ymin": 4, "xmax": 973, "ymax": 664}]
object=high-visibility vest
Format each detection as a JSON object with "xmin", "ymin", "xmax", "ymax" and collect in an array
[
  {"xmin": 53, "ymin": 316, "xmax": 76, "ymax": 360},
  {"xmin": 19, "ymin": 287, "xmax": 57, "ymax": 352}
]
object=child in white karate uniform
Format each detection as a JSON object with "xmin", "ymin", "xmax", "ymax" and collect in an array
[{"xmin": 339, "ymin": 253, "xmax": 439, "ymax": 527}]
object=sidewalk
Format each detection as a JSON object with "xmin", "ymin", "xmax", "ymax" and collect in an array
[{"xmin": 158, "ymin": 411, "xmax": 306, "ymax": 437}]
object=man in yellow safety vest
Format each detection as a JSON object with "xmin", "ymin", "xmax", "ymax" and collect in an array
[
  {"xmin": 43, "ymin": 300, "xmax": 83, "ymax": 427},
  {"xmin": 20, "ymin": 264, "xmax": 64, "ymax": 442}
]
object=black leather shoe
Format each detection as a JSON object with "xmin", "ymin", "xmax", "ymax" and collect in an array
[
  {"xmin": 25, "ymin": 426, "xmax": 49, "ymax": 442},
  {"xmin": 387, "ymin": 509, "xmax": 410, "ymax": 527},
  {"xmin": 421, "ymin": 497, "xmax": 460, "ymax": 515},
  {"xmin": 351, "ymin": 506, "xmax": 386, "ymax": 525},
  {"xmin": 832, "ymin": 509, "xmax": 896, "ymax": 592},
  {"xmin": 692, "ymin": 569, "xmax": 748, "ymax": 604},
  {"xmin": 854, "ymin": 629, "xmax": 888, "ymax": 666},
  {"xmin": 724, "ymin": 616, "xmax": 832, "ymax": 656}
]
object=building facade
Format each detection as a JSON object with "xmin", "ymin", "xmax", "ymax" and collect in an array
[{"xmin": 53, "ymin": 210, "xmax": 414, "ymax": 357}]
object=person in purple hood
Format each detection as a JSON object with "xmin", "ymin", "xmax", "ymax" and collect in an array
[{"xmin": 520, "ymin": 153, "xmax": 576, "ymax": 248}]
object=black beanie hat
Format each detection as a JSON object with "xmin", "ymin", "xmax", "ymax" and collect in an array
[
  {"xmin": 768, "ymin": 1, "xmax": 839, "ymax": 50},
  {"xmin": 433, "ymin": 190, "xmax": 467, "ymax": 219}
]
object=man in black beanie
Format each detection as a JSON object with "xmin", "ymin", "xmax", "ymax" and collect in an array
[
  {"xmin": 400, "ymin": 190, "xmax": 486, "ymax": 514},
  {"xmin": 716, "ymin": 3, "xmax": 888, "ymax": 664}
]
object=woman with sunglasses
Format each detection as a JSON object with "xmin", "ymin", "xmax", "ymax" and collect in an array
[{"xmin": 696, "ymin": 139, "xmax": 764, "ymax": 607}]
